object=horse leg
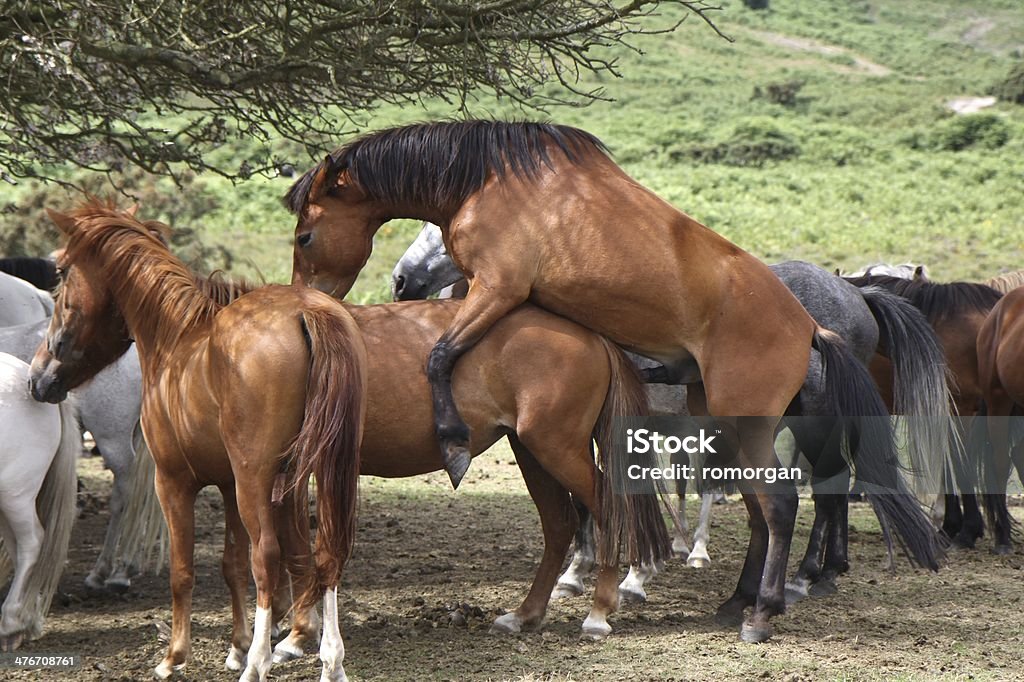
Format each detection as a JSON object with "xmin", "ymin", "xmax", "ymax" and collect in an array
[
  {"xmin": 552, "ymin": 499, "xmax": 595, "ymax": 599},
  {"xmin": 153, "ymin": 472, "xmax": 199, "ymax": 679},
  {"xmin": 956, "ymin": 494, "xmax": 985, "ymax": 548},
  {"xmin": 739, "ymin": 419, "xmax": 798, "ymax": 644},
  {"xmin": 687, "ymin": 493, "xmax": 714, "ymax": 568},
  {"xmin": 983, "ymin": 395, "xmax": 1015, "ymax": 554},
  {"xmin": 672, "ymin": 472, "xmax": 692, "ymax": 557},
  {"xmin": 235, "ymin": 473, "xmax": 282, "ymax": 682},
  {"xmin": 942, "ymin": 492, "xmax": 965, "ymax": 542},
  {"xmin": 812, "ymin": 491, "xmax": 850, "ymax": 595},
  {"xmin": 319, "ymin": 585, "xmax": 347, "ymax": 682},
  {"xmin": 426, "ymin": 277, "xmax": 530, "ymax": 488},
  {"xmin": 220, "ymin": 488, "xmax": 252, "ymax": 672},
  {"xmin": 93, "ymin": 455, "xmax": 133, "ymax": 592},
  {"xmin": 785, "ymin": 492, "xmax": 828, "ymax": 605},
  {"xmin": 0, "ymin": 494, "xmax": 42, "ymax": 651},
  {"xmin": 715, "ymin": 491, "xmax": 767, "ymax": 628},
  {"xmin": 492, "ymin": 436, "xmax": 577, "ymax": 634},
  {"xmin": 273, "ymin": 494, "xmax": 320, "ymax": 664}
]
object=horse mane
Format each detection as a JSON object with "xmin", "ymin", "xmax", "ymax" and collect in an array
[
  {"xmin": 844, "ymin": 274, "xmax": 1003, "ymax": 323},
  {"xmin": 198, "ymin": 271, "xmax": 257, "ymax": 306},
  {"xmin": 982, "ymin": 269, "xmax": 1024, "ymax": 295},
  {"xmin": 283, "ymin": 120, "xmax": 610, "ymax": 214},
  {"xmin": 0, "ymin": 257, "xmax": 58, "ymax": 291},
  {"xmin": 61, "ymin": 200, "xmax": 233, "ymax": 352}
]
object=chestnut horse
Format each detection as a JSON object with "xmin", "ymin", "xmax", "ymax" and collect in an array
[
  {"xmin": 977, "ymin": 285, "xmax": 1024, "ymax": 553},
  {"xmin": 286, "ymin": 120, "xmax": 942, "ymax": 641},
  {"xmin": 29, "ymin": 202, "xmax": 368, "ymax": 682},
  {"xmin": 29, "ymin": 203, "xmax": 671, "ymax": 677}
]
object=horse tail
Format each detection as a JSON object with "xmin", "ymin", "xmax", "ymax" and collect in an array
[
  {"xmin": 291, "ymin": 301, "xmax": 367, "ymax": 612},
  {"xmin": 113, "ymin": 421, "xmax": 167, "ymax": 575},
  {"xmin": 22, "ymin": 397, "xmax": 80, "ymax": 640},
  {"xmin": 592, "ymin": 337, "xmax": 672, "ymax": 568},
  {"xmin": 859, "ymin": 285, "xmax": 954, "ymax": 493},
  {"xmin": 812, "ymin": 328, "xmax": 943, "ymax": 571}
]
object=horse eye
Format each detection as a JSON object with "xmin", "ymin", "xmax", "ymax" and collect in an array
[{"xmin": 296, "ymin": 232, "xmax": 313, "ymax": 248}]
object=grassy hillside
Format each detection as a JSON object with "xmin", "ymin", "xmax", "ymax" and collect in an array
[{"xmin": 2, "ymin": 0, "xmax": 1022, "ymax": 301}]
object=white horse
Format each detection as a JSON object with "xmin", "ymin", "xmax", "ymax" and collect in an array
[
  {"xmin": 846, "ymin": 262, "xmax": 927, "ymax": 280},
  {"xmin": 0, "ymin": 353, "xmax": 79, "ymax": 651},
  {"xmin": 0, "ymin": 319, "xmax": 145, "ymax": 591},
  {"xmin": 0, "ymin": 271, "xmax": 53, "ymax": 326}
]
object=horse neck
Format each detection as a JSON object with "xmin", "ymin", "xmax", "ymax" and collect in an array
[{"xmin": 95, "ymin": 251, "xmax": 217, "ymax": 373}]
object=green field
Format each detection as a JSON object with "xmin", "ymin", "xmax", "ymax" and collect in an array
[{"xmin": 2, "ymin": 0, "xmax": 1023, "ymax": 301}]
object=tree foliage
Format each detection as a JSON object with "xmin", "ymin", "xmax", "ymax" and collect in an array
[{"xmin": 0, "ymin": 0, "xmax": 722, "ymax": 183}]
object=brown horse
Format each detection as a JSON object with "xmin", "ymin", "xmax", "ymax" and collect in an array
[
  {"xmin": 286, "ymin": 120, "xmax": 941, "ymax": 642},
  {"xmin": 977, "ymin": 285, "xmax": 1024, "ymax": 553},
  {"xmin": 29, "ymin": 203, "xmax": 671, "ymax": 677},
  {"xmin": 845, "ymin": 273, "xmax": 1005, "ymax": 550},
  {"xmin": 28, "ymin": 202, "xmax": 368, "ymax": 682}
]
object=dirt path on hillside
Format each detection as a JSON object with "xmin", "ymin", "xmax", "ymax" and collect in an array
[{"xmin": 743, "ymin": 29, "xmax": 893, "ymax": 76}]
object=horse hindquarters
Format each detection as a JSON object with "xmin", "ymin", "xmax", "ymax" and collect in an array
[
  {"xmin": 812, "ymin": 330, "xmax": 943, "ymax": 571},
  {"xmin": 0, "ymin": 396, "xmax": 78, "ymax": 651}
]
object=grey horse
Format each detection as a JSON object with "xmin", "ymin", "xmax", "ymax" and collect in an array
[{"xmin": 0, "ymin": 318, "xmax": 144, "ymax": 591}]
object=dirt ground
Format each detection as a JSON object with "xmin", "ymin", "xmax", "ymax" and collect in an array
[{"xmin": 7, "ymin": 444, "xmax": 1024, "ymax": 682}]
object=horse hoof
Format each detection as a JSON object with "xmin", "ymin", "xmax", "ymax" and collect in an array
[
  {"xmin": 489, "ymin": 613, "xmax": 522, "ymax": 635},
  {"xmin": 84, "ymin": 573, "xmax": 106, "ymax": 592},
  {"xmin": 618, "ymin": 586, "xmax": 647, "ymax": 604},
  {"xmin": 320, "ymin": 663, "xmax": 349, "ymax": 682},
  {"xmin": 551, "ymin": 582, "xmax": 584, "ymax": 600},
  {"xmin": 0, "ymin": 632, "xmax": 25, "ymax": 652},
  {"xmin": 225, "ymin": 646, "xmax": 247, "ymax": 671},
  {"xmin": 671, "ymin": 539, "xmax": 691, "ymax": 558},
  {"xmin": 153, "ymin": 660, "xmax": 185, "ymax": 679},
  {"xmin": 740, "ymin": 620, "xmax": 773, "ymax": 643},
  {"xmin": 687, "ymin": 557, "xmax": 710, "ymax": 568},
  {"xmin": 992, "ymin": 544, "xmax": 1013, "ymax": 556},
  {"xmin": 808, "ymin": 579, "xmax": 838, "ymax": 598},
  {"xmin": 105, "ymin": 576, "xmax": 132, "ymax": 593},
  {"xmin": 784, "ymin": 582, "xmax": 809, "ymax": 606},
  {"xmin": 239, "ymin": 664, "xmax": 266, "ymax": 682}
]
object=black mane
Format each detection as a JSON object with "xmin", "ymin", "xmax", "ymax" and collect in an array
[
  {"xmin": 0, "ymin": 257, "xmax": 58, "ymax": 291},
  {"xmin": 844, "ymin": 274, "xmax": 1003, "ymax": 323},
  {"xmin": 283, "ymin": 120, "xmax": 609, "ymax": 215}
]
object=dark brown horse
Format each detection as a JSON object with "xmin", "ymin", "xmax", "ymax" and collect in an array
[
  {"xmin": 29, "ymin": 202, "xmax": 368, "ymax": 682},
  {"xmin": 845, "ymin": 273, "xmax": 1005, "ymax": 550},
  {"xmin": 286, "ymin": 120, "xmax": 941, "ymax": 641}
]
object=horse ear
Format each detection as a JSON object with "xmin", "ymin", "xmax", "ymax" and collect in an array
[
  {"xmin": 834, "ymin": 268, "xmax": 842, "ymax": 276},
  {"xmin": 125, "ymin": 203, "xmax": 140, "ymax": 217},
  {"xmin": 913, "ymin": 265, "xmax": 928, "ymax": 281},
  {"xmin": 141, "ymin": 220, "xmax": 172, "ymax": 245},
  {"xmin": 46, "ymin": 209, "xmax": 77, "ymax": 235},
  {"xmin": 308, "ymin": 157, "xmax": 333, "ymax": 201}
]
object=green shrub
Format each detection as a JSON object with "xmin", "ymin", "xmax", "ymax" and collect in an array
[
  {"xmin": 990, "ymin": 61, "xmax": 1024, "ymax": 105},
  {"xmin": 930, "ymin": 114, "xmax": 1011, "ymax": 151},
  {"xmin": 680, "ymin": 118, "xmax": 801, "ymax": 167}
]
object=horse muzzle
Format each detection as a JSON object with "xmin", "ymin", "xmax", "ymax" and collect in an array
[{"xmin": 28, "ymin": 359, "xmax": 68, "ymax": 404}]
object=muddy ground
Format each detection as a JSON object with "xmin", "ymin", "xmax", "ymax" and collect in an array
[{"xmin": 7, "ymin": 445, "xmax": 1024, "ymax": 681}]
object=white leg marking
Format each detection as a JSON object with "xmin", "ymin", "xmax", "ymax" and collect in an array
[{"xmin": 319, "ymin": 586, "xmax": 347, "ymax": 682}]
